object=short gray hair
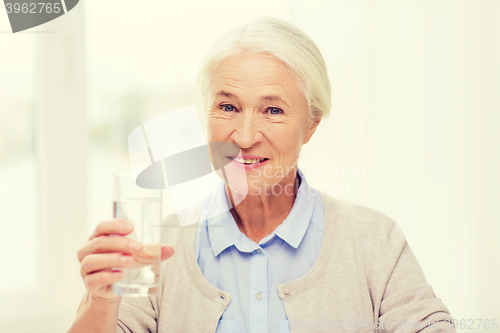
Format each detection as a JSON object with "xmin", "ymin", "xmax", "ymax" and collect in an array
[{"xmin": 196, "ymin": 16, "xmax": 331, "ymax": 120}]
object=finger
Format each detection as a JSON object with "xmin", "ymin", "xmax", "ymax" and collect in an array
[
  {"xmin": 80, "ymin": 266, "xmax": 115, "ymax": 279},
  {"xmin": 77, "ymin": 235, "xmax": 143, "ymax": 262},
  {"xmin": 161, "ymin": 245, "xmax": 175, "ymax": 261},
  {"xmin": 80, "ymin": 265, "xmax": 120, "ymax": 279},
  {"xmin": 81, "ymin": 253, "xmax": 133, "ymax": 275},
  {"xmin": 84, "ymin": 270, "xmax": 124, "ymax": 295},
  {"xmin": 88, "ymin": 219, "xmax": 133, "ymax": 240},
  {"xmin": 151, "ymin": 246, "xmax": 174, "ymax": 275}
]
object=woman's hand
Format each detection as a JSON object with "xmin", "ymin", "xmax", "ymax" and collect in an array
[{"xmin": 77, "ymin": 219, "xmax": 174, "ymax": 303}]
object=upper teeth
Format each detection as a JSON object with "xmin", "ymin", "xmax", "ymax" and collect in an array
[{"xmin": 233, "ymin": 157, "xmax": 266, "ymax": 164}]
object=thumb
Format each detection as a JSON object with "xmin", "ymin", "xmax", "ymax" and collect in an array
[{"xmin": 160, "ymin": 245, "xmax": 175, "ymax": 261}]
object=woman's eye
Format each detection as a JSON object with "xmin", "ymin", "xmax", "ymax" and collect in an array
[
  {"xmin": 221, "ymin": 104, "xmax": 235, "ymax": 112},
  {"xmin": 268, "ymin": 107, "xmax": 283, "ymax": 115}
]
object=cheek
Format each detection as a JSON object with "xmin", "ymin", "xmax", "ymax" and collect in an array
[
  {"xmin": 270, "ymin": 126, "xmax": 304, "ymax": 156},
  {"xmin": 207, "ymin": 117, "xmax": 225, "ymax": 141}
]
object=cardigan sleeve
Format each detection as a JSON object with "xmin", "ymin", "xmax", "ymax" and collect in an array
[
  {"xmin": 378, "ymin": 223, "xmax": 456, "ymax": 333},
  {"xmin": 116, "ymin": 295, "xmax": 159, "ymax": 333}
]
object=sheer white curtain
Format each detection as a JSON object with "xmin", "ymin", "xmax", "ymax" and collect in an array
[
  {"xmin": 0, "ymin": 32, "xmax": 39, "ymax": 297},
  {"xmin": 0, "ymin": 5, "xmax": 86, "ymax": 333},
  {"xmin": 1, "ymin": 1, "xmax": 293, "ymax": 331}
]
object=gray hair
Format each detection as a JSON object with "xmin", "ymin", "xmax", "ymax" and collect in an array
[{"xmin": 196, "ymin": 16, "xmax": 331, "ymax": 121}]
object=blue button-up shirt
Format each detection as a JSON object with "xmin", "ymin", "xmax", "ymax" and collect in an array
[{"xmin": 196, "ymin": 168, "xmax": 325, "ymax": 333}]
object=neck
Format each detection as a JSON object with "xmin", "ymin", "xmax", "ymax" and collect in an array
[{"xmin": 225, "ymin": 168, "xmax": 300, "ymax": 243}]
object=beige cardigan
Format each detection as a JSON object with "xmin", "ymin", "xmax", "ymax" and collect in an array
[{"xmin": 117, "ymin": 191, "xmax": 455, "ymax": 333}]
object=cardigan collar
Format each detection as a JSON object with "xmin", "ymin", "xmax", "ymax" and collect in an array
[{"xmin": 181, "ymin": 189, "xmax": 338, "ymax": 308}]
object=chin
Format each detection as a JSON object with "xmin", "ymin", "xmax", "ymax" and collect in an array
[{"xmin": 214, "ymin": 168, "xmax": 249, "ymax": 205}]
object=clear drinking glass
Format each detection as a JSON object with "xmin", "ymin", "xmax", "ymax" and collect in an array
[{"xmin": 112, "ymin": 173, "xmax": 162, "ymax": 297}]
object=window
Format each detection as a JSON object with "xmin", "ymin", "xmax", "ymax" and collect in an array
[
  {"xmin": 0, "ymin": 6, "xmax": 86, "ymax": 332},
  {"xmin": 1, "ymin": 1, "xmax": 293, "ymax": 331},
  {"xmin": 0, "ymin": 31, "xmax": 39, "ymax": 295}
]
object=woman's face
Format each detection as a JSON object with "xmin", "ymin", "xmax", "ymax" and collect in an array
[{"xmin": 207, "ymin": 52, "xmax": 320, "ymax": 196}]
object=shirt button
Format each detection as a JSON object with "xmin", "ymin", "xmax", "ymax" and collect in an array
[
  {"xmin": 256, "ymin": 249, "xmax": 262, "ymax": 254},
  {"xmin": 255, "ymin": 292, "xmax": 262, "ymax": 300},
  {"xmin": 284, "ymin": 287, "xmax": 291, "ymax": 295}
]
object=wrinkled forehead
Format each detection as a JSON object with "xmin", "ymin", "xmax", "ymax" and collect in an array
[{"xmin": 205, "ymin": 52, "xmax": 306, "ymax": 106}]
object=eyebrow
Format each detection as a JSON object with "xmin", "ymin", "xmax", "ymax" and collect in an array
[{"xmin": 215, "ymin": 90, "xmax": 290, "ymax": 108}]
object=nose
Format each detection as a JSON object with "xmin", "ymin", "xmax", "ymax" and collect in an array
[{"xmin": 231, "ymin": 113, "xmax": 263, "ymax": 149}]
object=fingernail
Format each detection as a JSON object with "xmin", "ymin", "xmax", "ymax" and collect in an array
[{"xmin": 120, "ymin": 222, "xmax": 132, "ymax": 233}]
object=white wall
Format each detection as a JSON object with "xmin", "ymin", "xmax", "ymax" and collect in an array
[{"xmin": 294, "ymin": 0, "xmax": 500, "ymax": 324}]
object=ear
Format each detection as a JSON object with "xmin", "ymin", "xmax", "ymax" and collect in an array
[{"xmin": 303, "ymin": 114, "xmax": 322, "ymax": 145}]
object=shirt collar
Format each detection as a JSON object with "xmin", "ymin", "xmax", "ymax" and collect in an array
[
  {"xmin": 273, "ymin": 168, "xmax": 315, "ymax": 249},
  {"xmin": 204, "ymin": 168, "xmax": 315, "ymax": 256}
]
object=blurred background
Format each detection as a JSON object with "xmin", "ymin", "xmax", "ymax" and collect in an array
[{"xmin": 0, "ymin": 0, "xmax": 499, "ymax": 332}]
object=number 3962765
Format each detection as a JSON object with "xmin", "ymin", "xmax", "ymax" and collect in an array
[{"xmin": 5, "ymin": 3, "xmax": 62, "ymax": 14}]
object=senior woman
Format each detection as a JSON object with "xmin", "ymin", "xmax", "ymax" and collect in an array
[{"xmin": 68, "ymin": 16, "xmax": 455, "ymax": 333}]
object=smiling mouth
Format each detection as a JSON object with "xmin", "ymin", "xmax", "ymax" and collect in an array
[{"xmin": 229, "ymin": 156, "xmax": 269, "ymax": 164}]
